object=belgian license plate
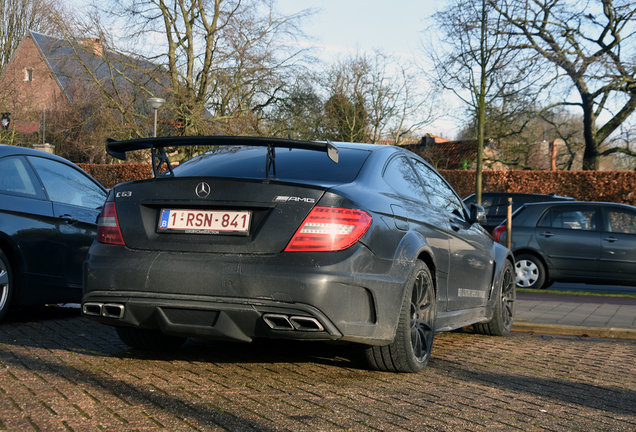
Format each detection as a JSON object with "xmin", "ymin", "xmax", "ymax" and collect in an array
[{"xmin": 158, "ymin": 209, "xmax": 251, "ymax": 234}]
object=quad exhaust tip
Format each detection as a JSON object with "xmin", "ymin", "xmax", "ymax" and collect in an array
[
  {"xmin": 262, "ymin": 314, "xmax": 324, "ymax": 332},
  {"xmin": 82, "ymin": 302, "xmax": 125, "ymax": 319}
]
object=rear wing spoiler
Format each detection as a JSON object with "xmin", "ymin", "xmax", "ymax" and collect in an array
[{"xmin": 105, "ymin": 136, "xmax": 339, "ymax": 178}]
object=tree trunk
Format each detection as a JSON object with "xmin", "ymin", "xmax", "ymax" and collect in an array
[{"xmin": 581, "ymin": 95, "xmax": 598, "ymax": 170}]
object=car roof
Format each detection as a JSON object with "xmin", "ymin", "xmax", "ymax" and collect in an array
[
  {"xmin": 0, "ymin": 143, "xmax": 106, "ymax": 189},
  {"xmin": 464, "ymin": 192, "xmax": 573, "ymax": 200},
  {"xmin": 0, "ymin": 143, "xmax": 75, "ymax": 165},
  {"xmin": 522, "ymin": 201, "xmax": 636, "ymax": 210}
]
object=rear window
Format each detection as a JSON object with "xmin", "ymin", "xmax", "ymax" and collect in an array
[{"xmin": 171, "ymin": 146, "xmax": 370, "ymax": 185}]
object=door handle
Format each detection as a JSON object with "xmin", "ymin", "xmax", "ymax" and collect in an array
[
  {"xmin": 59, "ymin": 214, "xmax": 78, "ymax": 224},
  {"xmin": 603, "ymin": 236, "xmax": 618, "ymax": 243},
  {"xmin": 538, "ymin": 231, "xmax": 554, "ymax": 237}
]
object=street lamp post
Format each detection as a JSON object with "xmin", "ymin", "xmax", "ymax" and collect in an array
[
  {"xmin": 1, "ymin": 112, "xmax": 10, "ymax": 130},
  {"xmin": 147, "ymin": 98, "xmax": 166, "ymax": 137}
]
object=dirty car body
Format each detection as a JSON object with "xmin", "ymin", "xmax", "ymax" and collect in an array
[{"xmin": 83, "ymin": 136, "xmax": 515, "ymax": 373}]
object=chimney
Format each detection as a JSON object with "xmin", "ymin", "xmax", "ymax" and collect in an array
[
  {"xmin": 422, "ymin": 133, "xmax": 436, "ymax": 148},
  {"xmin": 81, "ymin": 38, "xmax": 103, "ymax": 56}
]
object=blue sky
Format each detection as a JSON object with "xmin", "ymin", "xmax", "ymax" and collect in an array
[
  {"xmin": 275, "ymin": 0, "xmax": 455, "ymax": 136},
  {"xmin": 276, "ymin": 0, "xmax": 440, "ymax": 61}
]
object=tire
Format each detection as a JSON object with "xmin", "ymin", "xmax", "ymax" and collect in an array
[
  {"xmin": 474, "ymin": 260, "xmax": 516, "ymax": 336},
  {"xmin": 514, "ymin": 254, "xmax": 546, "ymax": 289},
  {"xmin": 0, "ymin": 249, "xmax": 13, "ymax": 322},
  {"xmin": 365, "ymin": 260, "xmax": 436, "ymax": 373},
  {"xmin": 116, "ymin": 326, "xmax": 187, "ymax": 351}
]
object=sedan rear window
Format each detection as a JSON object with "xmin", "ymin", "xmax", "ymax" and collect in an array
[{"xmin": 171, "ymin": 146, "xmax": 370, "ymax": 185}]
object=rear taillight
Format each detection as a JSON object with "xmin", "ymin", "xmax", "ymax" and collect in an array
[
  {"xmin": 284, "ymin": 206, "xmax": 372, "ymax": 252},
  {"xmin": 493, "ymin": 225, "xmax": 506, "ymax": 242},
  {"xmin": 97, "ymin": 202, "xmax": 125, "ymax": 245}
]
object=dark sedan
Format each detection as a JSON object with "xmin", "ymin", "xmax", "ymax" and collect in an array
[
  {"xmin": 82, "ymin": 136, "xmax": 515, "ymax": 373},
  {"xmin": 0, "ymin": 144, "xmax": 107, "ymax": 321},
  {"xmin": 463, "ymin": 192, "xmax": 573, "ymax": 234},
  {"xmin": 494, "ymin": 201, "xmax": 636, "ymax": 289}
]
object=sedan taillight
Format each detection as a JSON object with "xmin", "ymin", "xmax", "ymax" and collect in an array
[
  {"xmin": 97, "ymin": 202, "xmax": 125, "ymax": 245},
  {"xmin": 493, "ymin": 225, "xmax": 506, "ymax": 243},
  {"xmin": 284, "ymin": 206, "xmax": 372, "ymax": 252}
]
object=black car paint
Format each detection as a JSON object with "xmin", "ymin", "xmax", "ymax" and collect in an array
[
  {"xmin": 0, "ymin": 145, "xmax": 107, "ymax": 309},
  {"xmin": 83, "ymin": 142, "xmax": 513, "ymax": 347},
  {"xmin": 499, "ymin": 201, "xmax": 636, "ymax": 287}
]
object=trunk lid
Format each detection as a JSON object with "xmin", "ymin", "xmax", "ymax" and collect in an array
[{"xmin": 114, "ymin": 177, "xmax": 326, "ymax": 254}]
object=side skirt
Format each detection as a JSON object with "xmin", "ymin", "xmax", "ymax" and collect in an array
[{"xmin": 435, "ymin": 307, "xmax": 491, "ymax": 333}]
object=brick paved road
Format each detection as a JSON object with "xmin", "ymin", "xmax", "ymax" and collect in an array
[{"xmin": 0, "ymin": 307, "xmax": 635, "ymax": 431}]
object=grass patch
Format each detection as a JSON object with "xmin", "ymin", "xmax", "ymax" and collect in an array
[{"xmin": 517, "ymin": 288, "xmax": 636, "ymax": 298}]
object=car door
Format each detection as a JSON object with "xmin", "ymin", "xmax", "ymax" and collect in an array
[
  {"xmin": 0, "ymin": 156, "xmax": 63, "ymax": 284},
  {"xmin": 535, "ymin": 205, "xmax": 601, "ymax": 277},
  {"xmin": 598, "ymin": 205, "xmax": 636, "ymax": 282},
  {"xmin": 28, "ymin": 156, "xmax": 107, "ymax": 286},
  {"xmin": 382, "ymin": 155, "xmax": 450, "ymax": 311},
  {"xmin": 412, "ymin": 159, "xmax": 494, "ymax": 311}
]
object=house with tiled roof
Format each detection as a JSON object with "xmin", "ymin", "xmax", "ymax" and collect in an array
[
  {"xmin": 398, "ymin": 133, "xmax": 508, "ymax": 170},
  {"xmin": 0, "ymin": 31, "xmax": 164, "ymax": 143}
]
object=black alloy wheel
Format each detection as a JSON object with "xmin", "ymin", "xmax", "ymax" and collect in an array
[
  {"xmin": 365, "ymin": 260, "xmax": 436, "ymax": 373},
  {"xmin": 474, "ymin": 260, "xmax": 516, "ymax": 336}
]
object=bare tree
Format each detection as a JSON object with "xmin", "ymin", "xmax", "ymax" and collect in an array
[
  {"xmin": 263, "ymin": 74, "xmax": 326, "ymax": 140},
  {"xmin": 366, "ymin": 51, "xmax": 440, "ymax": 144},
  {"xmin": 322, "ymin": 54, "xmax": 371, "ymax": 142},
  {"xmin": 322, "ymin": 51, "xmax": 438, "ymax": 144},
  {"xmin": 424, "ymin": 0, "xmax": 542, "ymax": 203},
  {"xmin": 0, "ymin": 0, "xmax": 68, "ymax": 70},
  {"xmin": 92, "ymin": 0, "xmax": 315, "ymax": 137},
  {"xmin": 492, "ymin": 0, "xmax": 636, "ymax": 170}
]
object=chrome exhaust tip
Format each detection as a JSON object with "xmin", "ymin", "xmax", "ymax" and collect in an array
[
  {"xmin": 82, "ymin": 302, "xmax": 102, "ymax": 317},
  {"xmin": 290, "ymin": 316, "xmax": 324, "ymax": 332},
  {"xmin": 102, "ymin": 303, "xmax": 125, "ymax": 319},
  {"xmin": 262, "ymin": 314, "xmax": 295, "ymax": 330}
]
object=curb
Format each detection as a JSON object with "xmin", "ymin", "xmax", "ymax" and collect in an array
[{"xmin": 512, "ymin": 322, "xmax": 636, "ymax": 340}]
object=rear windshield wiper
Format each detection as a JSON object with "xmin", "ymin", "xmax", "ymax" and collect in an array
[{"xmin": 105, "ymin": 136, "xmax": 339, "ymax": 178}]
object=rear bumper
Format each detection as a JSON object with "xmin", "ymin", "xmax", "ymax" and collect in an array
[
  {"xmin": 82, "ymin": 243, "xmax": 411, "ymax": 345},
  {"xmin": 82, "ymin": 292, "xmax": 343, "ymax": 342}
]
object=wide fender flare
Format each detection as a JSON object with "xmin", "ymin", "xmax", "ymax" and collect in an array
[
  {"xmin": 391, "ymin": 230, "xmax": 438, "ymax": 291},
  {"xmin": 366, "ymin": 231, "xmax": 438, "ymax": 344},
  {"xmin": 490, "ymin": 243, "xmax": 515, "ymax": 301}
]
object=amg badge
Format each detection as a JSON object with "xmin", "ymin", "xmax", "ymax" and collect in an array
[{"xmin": 273, "ymin": 196, "xmax": 316, "ymax": 203}]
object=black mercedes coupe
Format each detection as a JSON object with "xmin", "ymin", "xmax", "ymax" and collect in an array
[{"xmin": 82, "ymin": 136, "xmax": 515, "ymax": 373}]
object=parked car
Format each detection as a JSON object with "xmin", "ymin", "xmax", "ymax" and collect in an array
[
  {"xmin": 82, "ymin": 136, "xmax": 515, "ymax": 373},
  {"xmin": 463, "ymin": 192, "xmax": 574, "ymax": 234},
  {"xmin": 0, "ymin": 144, "xmax": 108, "ymax": 321},
  {"xmin": 493, "ymin": 201, "xmax": 636, "ymax": 289}
]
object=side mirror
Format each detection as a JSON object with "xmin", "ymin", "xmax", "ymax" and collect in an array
[{"xmin": 470, "ymin": 204, "xmax": 487, "ymax": 224}]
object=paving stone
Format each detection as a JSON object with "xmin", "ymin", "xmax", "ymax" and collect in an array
[{"xmin": 0, "ymin": 307, "xmax": 635, "ymax": 431}]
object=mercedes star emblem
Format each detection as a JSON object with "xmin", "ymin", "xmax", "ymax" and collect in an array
[{"xmin": 195, "ymin": 182, "xmax": 211, "ymax": 198}]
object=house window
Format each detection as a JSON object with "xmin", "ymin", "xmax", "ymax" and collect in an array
[{"xmin": 23, "ymin": 68, "xmax": 34, "ymax": 82}]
